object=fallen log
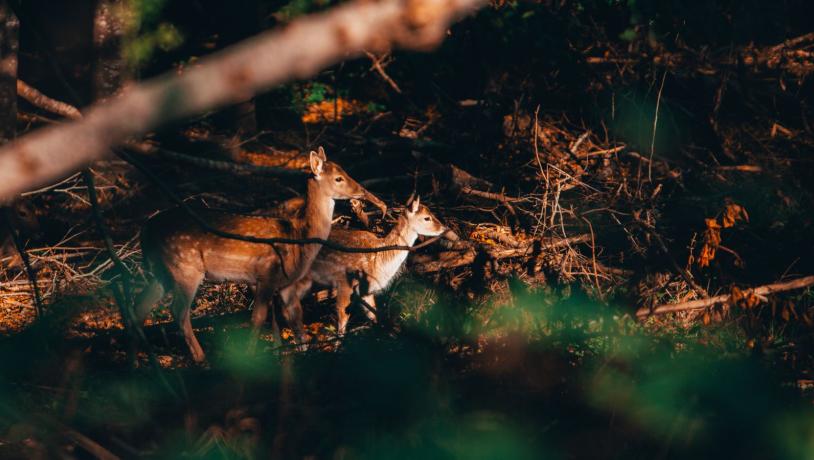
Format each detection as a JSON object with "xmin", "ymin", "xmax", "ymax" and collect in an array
[
  {"xmin": 636, "ymin": 275, "xmax": 814, "ymax": 318},
  {"xmin": 411, "ymin": 234, "xmax": 591, "ymax": 274},
  {"xmin": 411, "ymin": 247, "xmax": 477, "ymax": 274}
]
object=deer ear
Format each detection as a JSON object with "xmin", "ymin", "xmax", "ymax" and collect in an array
[
  {"xmin": 410, "ymin": 195, "xmax": 421, "ymax": 213},
  {"xmin": 309, "ymin": 151, "xmax": 324, "ymax": 177},
  {"xmin": 317, "ymin": 146, "xmax": 327, "ymax": 161},
  {"xmin": 405, "ymin": 192, "xmax": 415, "ymax": 208}
]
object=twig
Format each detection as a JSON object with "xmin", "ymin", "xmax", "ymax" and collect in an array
[
  {"xmin": 64, "ymin": 429, "xmax": 120, "ymax": 460},
  {"xmin": 649, "ymin": 70, "xmax": 668, "ymax": 182},
  {"xmin": 582, "ymin": 217, "xmax": 602, "ymax": 297},
  {"xmin": 636, "ymin": 275, "xmax": 814, "ymax": 318},
  {"xmin": 716, "ymin": 164, "xmax": 762, "ymax": 173},
  {"xmin": 16, "ymin": 79, "xmax": 82, "ymax": 119},
  {"xmin": 2, "ymin": 208, "xmax": 44, "ymax": 317},
  {"xmin": 365, "ymin": 51, "xmax": 402, "ymax": 93},
  {"xmin": 82, "ymin": 170, "xmax": 137, "ymax": 361},
  {"xmin": 459, "ymin": 186, "xmax": 521, "ymax": 203}
]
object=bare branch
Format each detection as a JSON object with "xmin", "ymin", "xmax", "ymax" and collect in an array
[
  {"xmin": 365, "ymin": 51, "xmax": 403, "ymax": 93},
  {"xmin": 0, "ymin": 0, "xmax": 485, "ymax": 200},
  {"xmin": 1, "ymin": 208, "xmax": 43, "ymax": 317},
  {"xmin": 17, "ymin": 79, "xmax": 82, "ymax": 120},
  {"xmin": 636, "ymin": 275, "xmax": 814, "ymax": 318}
]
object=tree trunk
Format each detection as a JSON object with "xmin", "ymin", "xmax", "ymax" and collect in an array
[
  {"xmin": 17, "ymin": 0, "xmax": 95, "ymax": 107},
  {"xmin": 93, "ymin": 0, "xmax": 129, "ymax": 100},
  {"xmin": 0, "ymin": 1, "xmax": 18, "ymax": 143}
]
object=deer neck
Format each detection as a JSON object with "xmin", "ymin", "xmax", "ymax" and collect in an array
[
  {"xmin": 302, "ymin": 177, "xmax": 335, "ymax": 240},
  {"xmin": 385, "ymin": 215, "xmax": 418, "ymax": 248}
]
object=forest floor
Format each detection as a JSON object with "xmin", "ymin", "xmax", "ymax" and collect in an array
[{"xmin": 2, "ymin": 101, "xmax": 813, "ymax": 458}]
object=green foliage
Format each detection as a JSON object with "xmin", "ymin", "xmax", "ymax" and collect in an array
[
  {"xmin": 303, "ymin": 82, "xmax": 330, "ymax": 104},
  {"xmin": 365, "ymin": 101, "xmax": 387, "ymax": 114},
  {"xmin": 388, "ymin": 277, "xmax": 814, "ymax": 458},
  {"xmin": 215, "ymin": 328, "xmax": 281, "ymax": 380},
  {"xmin": 122, "ymin": 0, "xmax": 184, "ymax": 70}
]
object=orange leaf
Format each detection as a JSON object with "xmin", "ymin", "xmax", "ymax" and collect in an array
[{"xmin": 721, "ymin": 202, "xmax": 749, "ymax": 228}]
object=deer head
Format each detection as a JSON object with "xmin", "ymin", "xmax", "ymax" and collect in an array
[{"xmin": 404, "ymin": 196, "xmax": 447, "ymax": 237}]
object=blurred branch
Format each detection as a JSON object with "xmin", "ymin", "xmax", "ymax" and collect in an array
[{"xmin": 0, "ymin": 0, "xmax": 484, "ymax": 200}]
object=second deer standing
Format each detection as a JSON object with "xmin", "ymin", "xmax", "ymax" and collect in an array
[
  {"xmin": 134, "ymin": 147, "xmax": 381, "ymax": 362},
  {"xmin": 278, "ymin": 196, "xmax": 448, "ymax": 337}
]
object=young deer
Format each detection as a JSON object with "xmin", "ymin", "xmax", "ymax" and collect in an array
[
  {"xmin": 279, "ymin": 196, "xmax": 447, "ymax": 336},
  {"xmin": 134, "ymin": 147, "xmax": 376, "ymax": 362}
]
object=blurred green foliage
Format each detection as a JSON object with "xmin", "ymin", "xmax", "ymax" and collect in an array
[{"xmin": 122, "ymin": 0, "xmax": 184, "ymax": 69}]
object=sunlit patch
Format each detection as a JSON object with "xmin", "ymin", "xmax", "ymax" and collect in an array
[
  {"xmin": 0, "ymin": 296, "xmax": 37, "ymax": 334},
  {"xmin": 301, "ymin": 98, "xmax": 365, "ymax": 124}
]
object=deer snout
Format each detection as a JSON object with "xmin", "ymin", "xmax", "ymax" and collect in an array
[{"xmin": 363, "ymin": 190, "xmax": 388, "ymax": 217}]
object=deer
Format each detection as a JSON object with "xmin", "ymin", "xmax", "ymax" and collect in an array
[
  {"xmin": 278, "ymin": 196, "xmax": 448, "ymax": 337},
  {"xmin": 133, "ymin": 147, "xmax": 384, "ymax": 362}
]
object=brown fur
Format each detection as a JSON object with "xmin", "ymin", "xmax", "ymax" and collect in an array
[
  {"xmin": 134, "ymin": 148, "xmax": 377, "ymax": 362},
  {"xmin": 278, "ymin": 198, "xmax": 446, "ymax": 335}
]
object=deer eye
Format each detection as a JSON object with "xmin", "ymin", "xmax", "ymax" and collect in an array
[
  {"xmin": 335, "ymin": 176, "xmax": 344, "ymax": 183},
  {"xmin": 424, "ymin": 217, "xmax": 431, "ymax": 221}
]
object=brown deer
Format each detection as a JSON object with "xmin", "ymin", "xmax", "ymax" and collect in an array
[
  {"xmin": 278, "ymin": 196, "xmax": 447, "ymax": 336},
  {"xmin": 134, "ymin": 147, "xmax": 380, "ymax": 362}
]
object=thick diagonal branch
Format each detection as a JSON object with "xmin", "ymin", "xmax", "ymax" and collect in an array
[{"xmin": 0, "ymin": 0, "xmax": 484, "ymax": 200}]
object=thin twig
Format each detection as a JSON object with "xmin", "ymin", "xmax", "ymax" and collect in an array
[
  {"xmin": 364, "ymin": 51, "xmax": 402, "ymax": 93},
  {"xmin": 1, "ymin": 209, "xmax": 43, "ymax": 317},
  {"xmin": 648, "ymin": 70, "xmax": 668, "ymax": 182},
  {"xmin": 16, "ymin": 79, "xmax": 82, "ymax": 119}
]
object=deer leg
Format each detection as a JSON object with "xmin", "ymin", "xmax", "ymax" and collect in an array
[
  {"xmin": 170, "ymin": 278, "xmax": 205, "ymax": 363},
  {"xmin": 362, "ymin": 294, "xmax": 377, "ymax": 323},
  {"xmin": 253, "ymin": 282, "xmax": 283, "ymax": 348},
  {"xmin": 280, "ymin": 279, "xmax": 311, "ymax": 349},
  {"xmin": 336, "ymin": 282, "xmax": 352, "ymax": 336},
  {"xmin": 127, "ymin": 279, "xmax": 166, "ymax": 361},
  {"xmin": 281, "ymin": 293, "xmax": 306, "ymax": 350},
  {"xmin": 133, "ymin": 279, "xmax": 165, "ymax": 326},
  {"xmin": 251, "ymin": 282, "xmax": 270, "ymax": 329}
]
